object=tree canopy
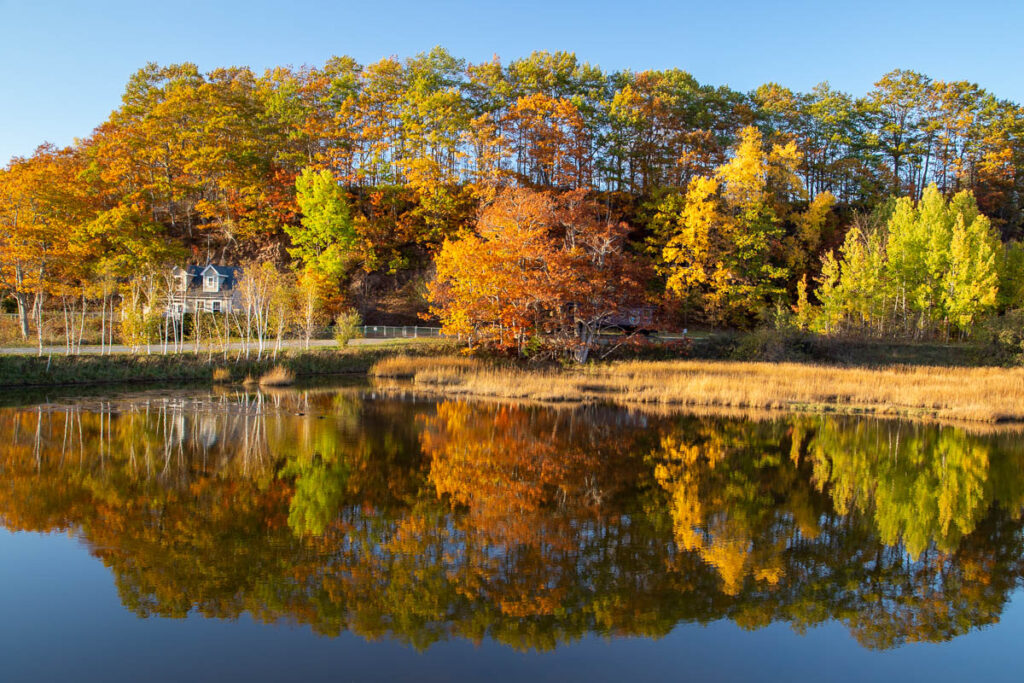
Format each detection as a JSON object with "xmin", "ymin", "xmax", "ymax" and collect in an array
[{"xmin": 5, "ymin": 49, "xmax": 1024, "ymax": 344}]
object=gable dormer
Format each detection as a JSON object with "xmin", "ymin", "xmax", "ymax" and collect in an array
[
  {"xmin": 201, "ymin": 265, "xmax": 222, "ymax": 293},
  {"xmin": 171, "ymin": 265, "xmax": 189, "ymax": 291}
]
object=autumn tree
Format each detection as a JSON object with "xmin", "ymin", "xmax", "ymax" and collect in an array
[
  {"xmin": 428, "ymin": 188, "xmax": 563, "ymax": 353},
  {"xmin": 652, "ymin": 126, "xmax": 812, "ymax": 325},
  {"xmin": 605, "ymin": 69, "xmax": 742, "ymax": 193},
  {"xmin": 0, "ymin": 146, "xmax": 92, "ymax": 345},
  {"xmin": 504, "ymin": 93, "xmax": 591, "ymax": 188},
  {"xmin": 295, "ymin": 268, "xmax": 339, "ymax": 349},
  {"xmin": 429, "ymin": 187, "xmax": 649, "ymax": 360},
  {"xmin": 812, "ymin": 186, "xmax": 1001, "ymax": 337}
]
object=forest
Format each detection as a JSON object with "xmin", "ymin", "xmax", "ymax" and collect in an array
[{"xmin": 2, "ymin": 47, "xmax": 1024, "ymax": 354}]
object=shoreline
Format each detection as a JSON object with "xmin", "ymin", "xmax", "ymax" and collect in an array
[
  {"xmin": 0, "ymin": 341, "xmax": 447, "ymax": 390},
  {"xmin": 370, "ymin": 382, "xmax": 1024, "ymax": 432},
  {"xmin": 369, "ymin": 356, "xmax": 1024, "ymax": 427},
  {"xmin": 3, "ymin": 343, "xmax": 1023, "ymax": 428}
]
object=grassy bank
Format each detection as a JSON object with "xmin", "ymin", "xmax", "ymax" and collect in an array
[
  {"xmin": 5, "ymin": 333, "xmax": 1019, "ymax": 425},
  {"xmin": 687, "ymin": 328, "xmax": 990, "ymax": 367},
  {"xmin": 370, "ymin": 356, "xmax": 1024, "ymax": 424},
  {"xmin": 0, "ymin": 340, "xmax": 450, "ymax": 388}
]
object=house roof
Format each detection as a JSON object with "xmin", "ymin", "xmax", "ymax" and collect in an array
[
  {"xmin": 175, "ymin": 264, "xmax": 242, "ymax": 291},
  {"xmin": 202, "ymin": 264, "xmax": 238, "ymax": 278}
]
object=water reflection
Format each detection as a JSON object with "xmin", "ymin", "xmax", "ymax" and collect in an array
[{"xmin": 1, "ymin": 389, "xmax": 1023, "ymax": 651}]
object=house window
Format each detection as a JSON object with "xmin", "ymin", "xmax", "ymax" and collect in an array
[
  {"xmin": 211, "ymin": 301, "xmax": 221, "ymax": 313},
  {"xmin": 204, "ymin": 275, "xmax": 217, "ymax": 292}
]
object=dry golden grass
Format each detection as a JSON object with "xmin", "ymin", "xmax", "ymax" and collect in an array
[
  {"xmin": 369, "ymin": 354, "xmax": 481, "ymax": 379},
  {"xmin": 258, "ymin": 365, "xmax": 295, "ymax": 387},
  {"xmin": 212, "ymin": 367, "xmax": 232, "ymax": 383},
  {"xmin": 369, "ymin": 356, "xmax": 1024, "ymax": 424}
]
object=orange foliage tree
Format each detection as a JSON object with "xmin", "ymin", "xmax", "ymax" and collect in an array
[
  {"xmin": 0, "ymin": 145, "xmax": 94, "ymax": 342},
  {"xmin": 504, "ymin": 93, "xmax": 591, "ymax": 188},
  {"xmin": 428, "ymin": 187, "xmax": 650, "ymax": 361}
]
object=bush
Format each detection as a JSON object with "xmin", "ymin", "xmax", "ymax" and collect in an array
[
  {"xmin": 334, "ymin": 309, "xmax": 363, "ymax": 347},
  {"xmin": 978, "ymin": 311, "xmax": 1024, "ymax": 365},
  {"xmin": 731, "ymin": 327, "xmax": 817, "ymax": 362}
]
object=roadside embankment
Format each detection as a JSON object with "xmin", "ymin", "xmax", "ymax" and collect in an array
[{"xmin": 0, "ymin": 341, "xmax": 450, "ymax": 388}]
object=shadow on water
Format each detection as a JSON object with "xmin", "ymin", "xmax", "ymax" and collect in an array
[{"xmin": 1, "ymin": 385, "xmax": 1024, "ymax": 653}]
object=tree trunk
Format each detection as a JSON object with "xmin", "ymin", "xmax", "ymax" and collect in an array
[
  {"xmin": 35, "ymin": 290, "xmax": 44, "ymax": 357},
  {"xmin": 76, "ymin": 294, "xmax": 87, "ymax": 354},
  {"xmin": 100, "ymin": 294, "xmax": 106, "ymax": 356},
  {"xmin": 13, "ymin": 291, "xmax": 30, "ymax": 340}
]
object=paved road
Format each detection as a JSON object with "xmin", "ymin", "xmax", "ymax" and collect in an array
[
  {"xmin": 0, "ymin": 330, "xmax": 698, "ymax": 356},
  {"xmin": 0, "ymin": 337, "xmax": 432, "ymax": 356}
]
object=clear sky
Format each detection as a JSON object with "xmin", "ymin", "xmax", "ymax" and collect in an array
[{"xmin": 2, "ymin": 0, "xmax": 1022, "ymax": 163}]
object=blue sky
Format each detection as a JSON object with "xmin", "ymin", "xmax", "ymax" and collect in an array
[{"xmin": 2, "ymin": 0, "xmax": 1022, "ymax": 163}]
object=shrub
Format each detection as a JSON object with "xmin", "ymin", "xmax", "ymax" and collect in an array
[
  {"xmin": 334, "ymin": 309, "xmax": 363, "ymax": 347},
  {"xmin": 978, "ymin": 310, "xmax": 1024, "ymax": 365},
  {"xmin": 731, "ymin": 327, "xmax": 815, "ymax": 362}
]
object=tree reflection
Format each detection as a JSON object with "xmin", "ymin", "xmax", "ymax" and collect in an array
[
  {"xmin": 649, "ymin": 422, "xmax": 826, "ymax": 595},
  {"xmin": 807, "ymin": 419, "xmax": 1006, "ymax": 557},
  {"xmin": 0, "ymin": 392, "xmax": 1023, "ymax": 651}
]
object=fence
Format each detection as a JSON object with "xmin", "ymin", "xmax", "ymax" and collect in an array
[
  {"xmin": 359, "ymin": 325, "xmax": 445, "ymax": 339},
  {"xmin": 355, "ymin": 326, "xmax": 689, "ymax": 341},
  {"xmin": 0, "ymin": 312, "xmax": 112, "ymax": 319}
]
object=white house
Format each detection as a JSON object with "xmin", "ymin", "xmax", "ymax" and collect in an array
[{"xmin": 167, "ymin": 264, "xmax": 243, "ymax": 316}]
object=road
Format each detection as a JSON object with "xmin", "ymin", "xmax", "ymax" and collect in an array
[
  {"xmin": 0, "ymin": 329, "xmax": 700, "ymax": 356},
  {"xmin": 0, "ymin": 337, "xmax": 432, "ymax": 356}
]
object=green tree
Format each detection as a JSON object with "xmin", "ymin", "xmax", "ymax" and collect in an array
[
  {"xmin": 815, "ymin": 185, "xmax": 1002, "ymax": 337},
  {"xmin": 287, "ymin": 168, "xmax": 357, "ymax": 280},
  {"xmin": 943, "ymin": 212, "xmax": 1000, "ymax": 332}
]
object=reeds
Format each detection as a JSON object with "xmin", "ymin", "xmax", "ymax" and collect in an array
[
  {"xmin": 258, "ymin": 365, "xmax": 295, "ymax": 387},
  {"xmin": 369, "ymin": 356, "xmax": 1024, "ymax": 424},
  {"xmin": 369, "ymin": 354, "xmax": 480, "ymax": 379},
  {"xmin": 212, "ymin": 367, "xmax": 232, "ymax": 383}
]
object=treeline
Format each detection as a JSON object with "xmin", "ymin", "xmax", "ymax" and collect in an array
[
  {"xmin": 3, "ymin": 48, "xmax": 1024, "ymax": 348},
  {"xmin": 430, "ymin": 132, "xmax": 1021, "ymax": 353}
]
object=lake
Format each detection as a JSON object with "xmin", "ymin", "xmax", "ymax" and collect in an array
[{"xmin": 1, "ymin": 383, "xmax": 1023, "ymax": 681}]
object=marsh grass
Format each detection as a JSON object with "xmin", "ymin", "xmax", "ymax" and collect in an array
[
  {"xmin": 258, "ymin": 365, "xmax": 295, "ymax": 386},
  {"xmin": 369, "ymin": 354, "xmax": 482, "ymax": 379},
  {"xmin": 370, "ymin": 356, "xmax": 1024, "ymax": 424},
  {"xmin": 212, "ymin": 367, "xmax": 232, "ymax": 383}
]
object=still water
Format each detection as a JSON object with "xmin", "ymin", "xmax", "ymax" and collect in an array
[{"xmin": 1, "ymin": 384, "xmax": 1023, "ymax": 681}]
